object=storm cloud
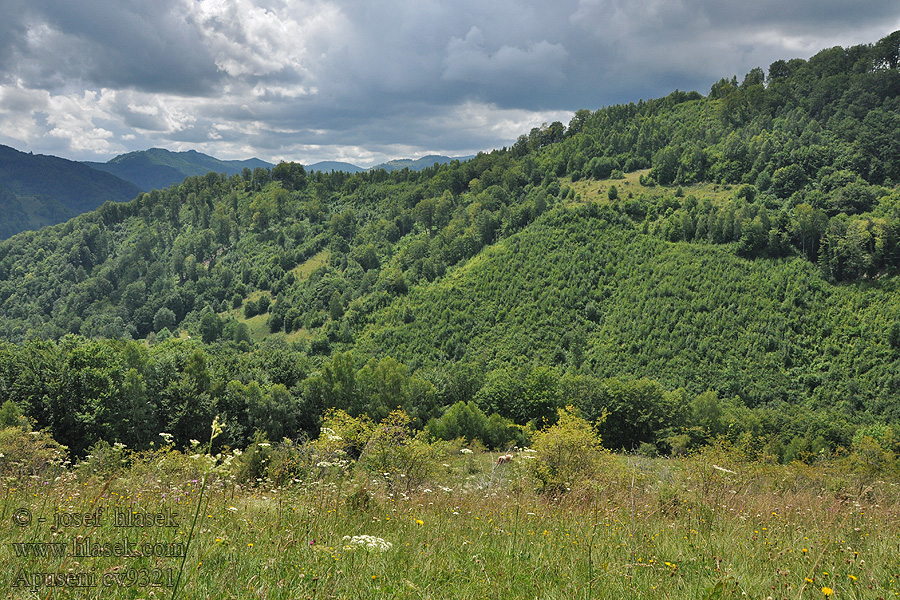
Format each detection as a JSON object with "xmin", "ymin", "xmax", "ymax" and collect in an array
[{"xmin": 0, "ymin": 0, "xmax": 897, "ymax": 164}]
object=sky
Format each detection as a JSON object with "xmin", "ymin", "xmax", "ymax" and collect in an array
[{"xmin": 0, "ymin": 0, "xmax": 898, "ymax": 167}]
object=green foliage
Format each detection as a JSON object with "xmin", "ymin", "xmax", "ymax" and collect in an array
[
  {"xmin": 76, "ymin": 439, "xmax": 131, "ymax": 480},
  {"xmin": 528, "ymin": 405, "xmax": 605, "ymax": 493},
  {"xmin": 425, "ymin": 401, "xmax": 519, "ymax": 449},
  {"xmin": 0, "ymin": 399, "xmax": 27, "ymax": 429},
  {"xmin": 359, "ymin": 409, "xmax": 445, "ymax": 492},
  {"xmin": 0, "ymin": 32, "xmax": 900, "ymax": 462},
  {"xmin": 0, "ymin": 426, "xmax": 67, "ymax": 478}
]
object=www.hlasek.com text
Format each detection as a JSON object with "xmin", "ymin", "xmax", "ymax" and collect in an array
[{"xmin": 11, "ymin": 539, "xmax": 186, "ymax": 558}]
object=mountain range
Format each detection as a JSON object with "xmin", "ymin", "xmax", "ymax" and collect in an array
[
  {"xmin": 0, "ymin": 147, "xmax": 475, "ymax": 238},
  {"xmin": 306, "ymin": 155, "xmax": 474, "ymax": 173},
  {"xmin": 83, "ymin": 148, "xmax": 274, "ymax": 192}
]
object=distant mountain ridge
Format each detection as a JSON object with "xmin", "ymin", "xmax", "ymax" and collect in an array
[
  {"xmin": 371, "ymin": 154, "xmax": 475, "ymax": 172},
  {"xmin": 305, "ymin": 161, "xmax": 367, "ymax": 173},
  {"xmin": 306, "ymin": 154, "xmax": 474, "ymax": 173},
  {"xmin": 84, "ymin": 148, "xmax": 273, "ymax": 191},
  {"xmin": 0, "ymin": 144, "xmax": 141, "ymax": 239}
]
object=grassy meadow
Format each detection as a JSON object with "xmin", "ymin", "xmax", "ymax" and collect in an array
[{"xmin": 2, "ymin": 434, "xmax": 899, "ymax": 600}]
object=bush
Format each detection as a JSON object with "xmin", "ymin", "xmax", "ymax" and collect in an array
[
  {"xmin": 527, "ymin": 406, "xmax": 605, "ymax": 494},
  {"xmin": 0, "ymin": 427, "xmax": 67, "ymax": 479},
  {"xmin": 360, "ymin": 410, "xmax": 445, "ymax": 492},
  {"xmin": 317, "ymin": 408, "xmax": 374, "ymax": 460},
  {"xmin": 0, "ymin": 399, "xmax": 28, "ymax": 429},
  {"xmin": 76, "ymin": 440, "xmax": 131, "ymax": 480}
]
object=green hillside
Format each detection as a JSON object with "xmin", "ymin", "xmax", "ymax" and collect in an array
[
  {"xmin": 1, "ymin": 32, "xmax": 899, "ymax": 457},
  {"xmin": 85, "ymin": 148, "xmax": 273, "ymax": 191},
  {"xmin": 0, "ymin": 144, "xmax": 141, "ymax": 239}
]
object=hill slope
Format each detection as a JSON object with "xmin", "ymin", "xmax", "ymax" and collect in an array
[
  {"xmin": 85, "ymin": 148, "xmax": 273, "ymax": 191},
  {"xmin": 0, "ymin": 31, "xmax": 899, "ymax": 454},
  {"xmin": 0, "ymin": 144, "xmax": 142, "ymax": 239}
]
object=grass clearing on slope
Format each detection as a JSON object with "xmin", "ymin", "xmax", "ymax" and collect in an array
[
  {"xmin": 564, "ymin": 169, "xmax": 738, "ymax": 207},
  {"xmin": 216, "ymin": 250, "xmax": 330, "ymax": 343}
]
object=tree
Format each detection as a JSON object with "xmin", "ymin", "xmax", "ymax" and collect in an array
[
  {"xmin": 249, "ymin": 384, "xmax": 300, "ymax": 441},
  {"xmin": 153, "ymin": 307, "xmax": 176, "ymax": 332},
  {"xmin": 791, "ymin": 203, "xmax": 827, "ymax": 260},
  {"xmin": 272, "ymin": 161, "xmax": 307, "ymax": 191},
  {"xmin": 771, "ymin": 164, "xmax": 807, "ymax": 198},
  {"xmin": 0, "ymin": 399, "xmax": 28, "ymax": 429},
  {"xmin": 873, "ymin": 30, "xmax": 900, "ymax": 70},
  {"xmin": 199, "ymin": 311, "xmax": 223, "ymax": 344},
  {"xmin": 596, "ymin": 378, "xmax": 685, "ymax": 450}
]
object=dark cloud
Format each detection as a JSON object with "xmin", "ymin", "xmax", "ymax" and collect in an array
[
  {"xmin": 0, "ymin": 0, "xmax": 221, "ymax": 93},
  {"xmin": 0, "ymin": 0, "xmax": 898, "ymax": 164}
]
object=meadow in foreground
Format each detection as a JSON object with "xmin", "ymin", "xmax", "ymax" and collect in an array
[{"xmin": 1, "ymin": 412, "xmax": 899, "ymax": 600}]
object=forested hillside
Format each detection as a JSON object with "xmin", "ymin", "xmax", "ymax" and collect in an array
[
  {"xmin": 0, "ymin": 144, "xmax": 141, "ymax": 239},
  {"xmin": 84, "ymin": 148, "xmax": 273, "ymax": 191},
  {"xmin": 1, "ymin": 32, "xmax": 899, "ymax": 459}
]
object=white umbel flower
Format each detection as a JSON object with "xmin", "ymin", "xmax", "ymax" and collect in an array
[{"xmin": 342, "ymin": 535, "xmax": 392, "ymax": 552}]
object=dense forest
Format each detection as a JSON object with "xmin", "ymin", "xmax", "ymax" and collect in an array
[
  {"xmin": 1, "ymin": 31, "xmax": 900, "ymax": 461},
  {"xmin": 0, "ymin": 144, "xmax": 142, "ymax": 239}
]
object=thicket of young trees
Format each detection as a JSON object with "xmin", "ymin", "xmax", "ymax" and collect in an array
[{"xmin": 0, "ymin": 31, "xmax": 899, "ymax": 461}]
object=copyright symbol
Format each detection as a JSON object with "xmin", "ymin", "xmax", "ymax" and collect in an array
[{"xmin": 12, "ymin": 507, "xmax": 32, "ymax": 527}]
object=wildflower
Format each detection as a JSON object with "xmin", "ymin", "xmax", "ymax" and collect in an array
[
  {"xmin": 821, "ymin": 587, "xmax": 833, "ymax": 596},
  {"xmin": 342, "ymin": 535, "xmax": 392, "ymax": 552},
  {"xmin": 460, "ymin": 448, "xmax": 473, "ymax": 455},
  {"xmin": 211, "ymin": 415, "xmax": 224, "ymax": 440},
  {"xmin": 848, "ymin": 575, "xmax": 857, "ymax": 582},
  {"xmin": 416, "ymin": 520, "xmax": 424, "ymax": 526},
  {"xmin": 321, "ymin": 427, "xmax": 343, "ymax": 442}
]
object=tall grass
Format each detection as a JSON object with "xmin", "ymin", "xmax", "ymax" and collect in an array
[{"xmin": 1, "ymin": 447, "xmax": 899, "ymax": 599}]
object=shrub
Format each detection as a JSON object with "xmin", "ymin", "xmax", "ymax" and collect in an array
[
  {"xmin": 0, "ymin": 427, "xmax": 67, "ymax": 478},
  {"xmin": 0, "ymin": 399, "xmax": 28, "ymax": 429},
  {"xmin": 360, "ymin": 410, "xmax": 445, "ymax": 492},
  {"xmin": 76, "ymin": 440, "xmax": 131, "ymax": 480},
  {"xmin": 316, "ymin": 408, "xmax": 374, "ymax": 459},
  {"xmin": 528, "ymin": 406, "xmax": 604, "ymax": 493}
]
